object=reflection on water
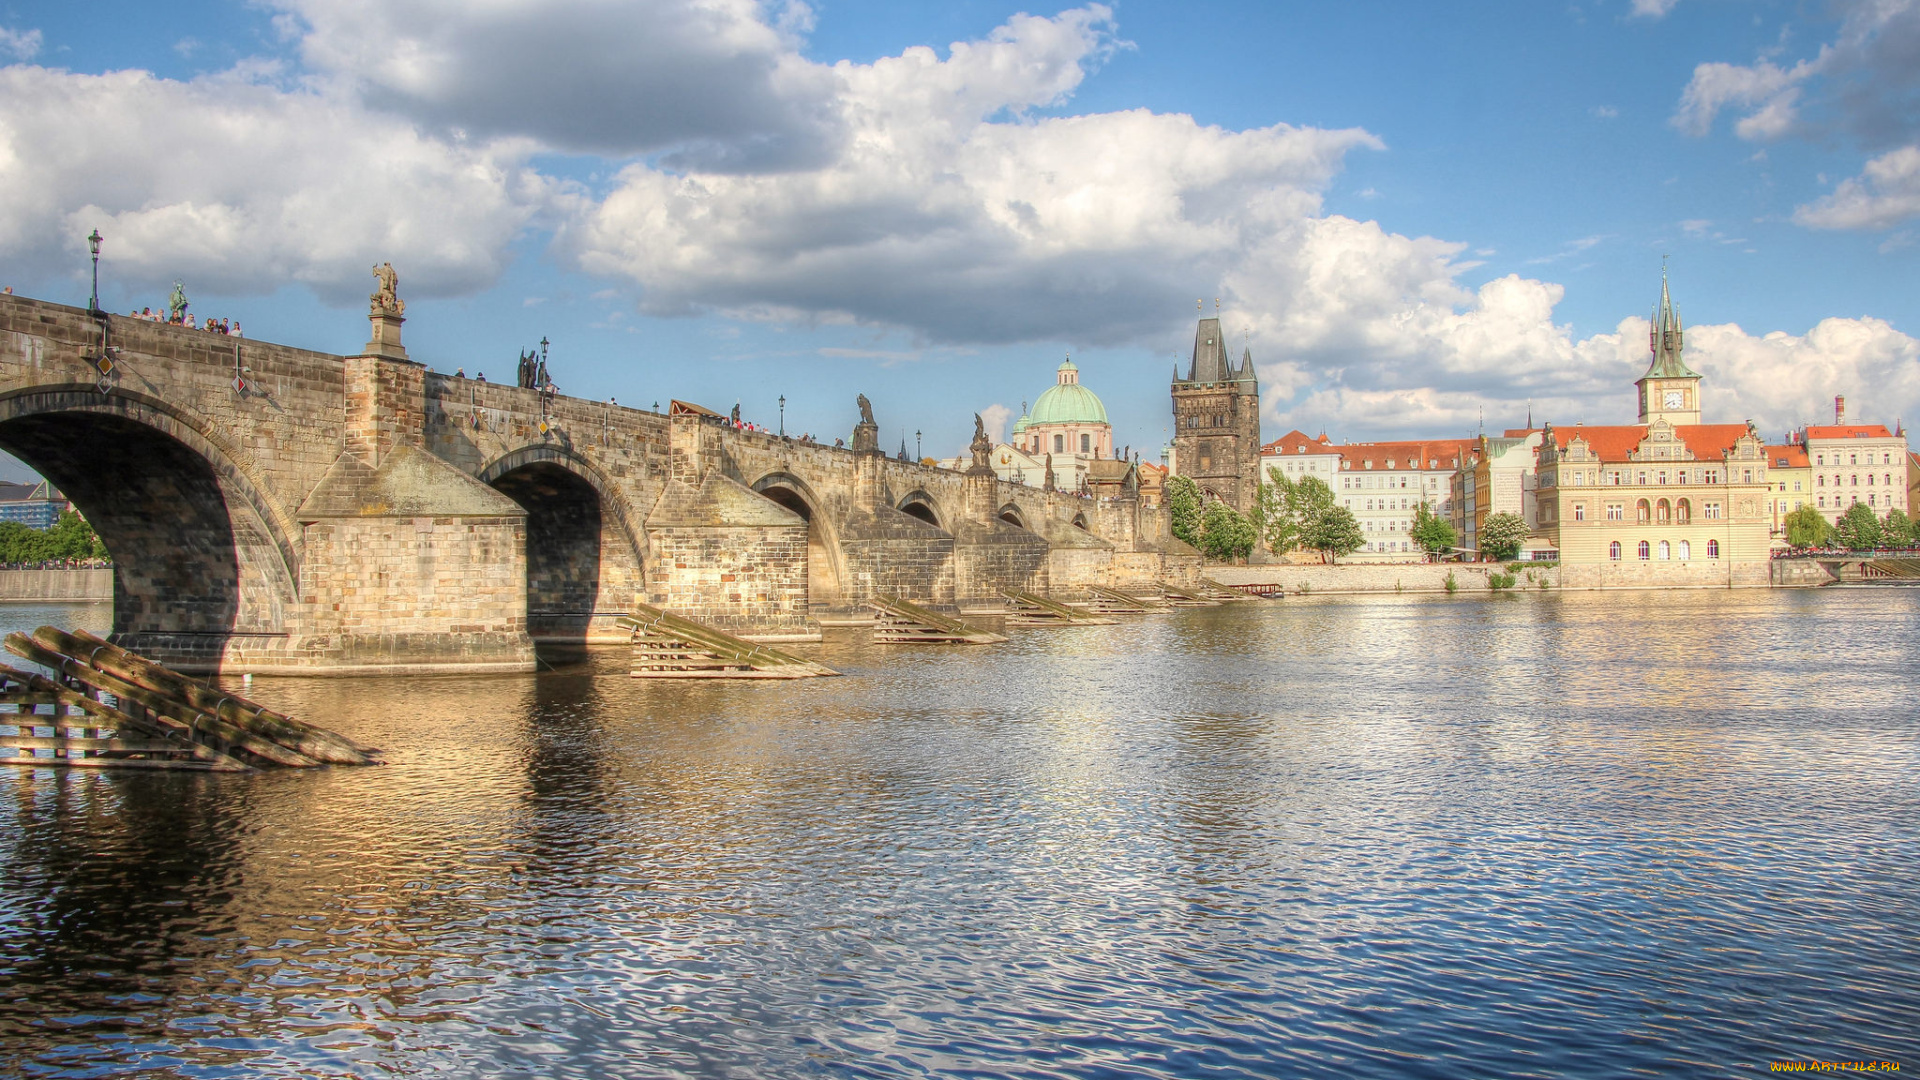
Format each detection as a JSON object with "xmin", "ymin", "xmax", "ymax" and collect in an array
[{"xmin": 1, "ymin": 591, "xmax": 1917, "ymax": 1077}]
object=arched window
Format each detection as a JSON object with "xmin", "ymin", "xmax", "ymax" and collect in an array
[
  {"xmin": 1707, "ymin": 539, "xmax": 1720, "ymax": 558},
  {"xmin": 1609, "ymin": 541, "xmax": 1622, "ymax": 560},
  {"xmin": 1678, "ymin": 540, "xmax": 1691, "ymax": 560},
  {"xmin": 1638, "ymin": 540, "xmax": 1651, "ymax": 560},
  {"xmin": 1676, "ymin": 499, "xmax": 1691, "ymax": 523},
  {"xmin": 1658, "ymin": 540, "xmax": 1671, "ymax": 560},
  {"xmin": 1656, "ymin": 499, "xmax": 1671, "ymax": 522},
  {"xmin": 1636, "ymin": 499, "xmax": 1651, "ymax": 523}
]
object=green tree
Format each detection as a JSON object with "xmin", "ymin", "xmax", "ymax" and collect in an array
[
  {"xmin": 1199, "ymin": 501, "xmax": 1257, "ymax": 561},
  {"xmin": 1478, "ymin": 511, "xmax": 1531, "ymax": 562},
  {"xmin": 45, "ymin": 509, "xmax": 108, "ymax": 560},
  {"xmin": 1883, "ymin": 507, "xmax": 1914, "ymax": 548},
  {"xmin": 1833, "ymin": 501, "xmax": 1883, "ymax": 551},
  {"xmin": 1167, "ymin": 475, "xmax": 1202, "ymax": 548},
  {"xmin": 1410, "ymin": 501, "xmax": 1457, "ymax": 556},
  {"xmin": 1259, "ymin": 467, "xmax": 1300, "ymax": 555},
  {"xmin": 1782, "ymin": 504, "xmax": 1831, "ymax": 549},
  {"xmin": 1300, "ymin": 502, "xmax": 1363, "ymax": 563}
]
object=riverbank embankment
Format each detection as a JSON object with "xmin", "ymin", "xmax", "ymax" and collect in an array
[
  {"xmin": 1207, "ymin": 563, "xmax": 1557, "ymax": 594},
  {"xmin": 0, "ymin": 569, "xmax": 112, "ymax": 602}
]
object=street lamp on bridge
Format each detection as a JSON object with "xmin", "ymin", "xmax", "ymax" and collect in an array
[
  {"xmin": 779, "ymin": 394, "xmax": 786, "ymax": 437},
  {"xmin": 86, "ymin": 229, "xmax": 103, "ymax": 314}
]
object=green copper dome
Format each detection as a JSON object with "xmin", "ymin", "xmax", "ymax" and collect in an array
[{"xmin": 1028, "ymin": 358, "xmax": 1109, "ymax": 426}]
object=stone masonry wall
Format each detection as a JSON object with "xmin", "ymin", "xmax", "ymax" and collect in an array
[{"xmin": 647, "ymin": 524, "xmax": 811, "ymax": 634}]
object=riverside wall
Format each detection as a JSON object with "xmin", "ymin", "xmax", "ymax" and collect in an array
[
  {"xmin": 1207, "ymin": 563, "xmax": 1557, "ymax": 594},
  {"xmin": 0, "ymin": 568, "xmax": 113, "ymax": 602}
]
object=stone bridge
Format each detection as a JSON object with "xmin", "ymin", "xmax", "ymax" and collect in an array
[{"xmin": 0, "ymin": 294, "xmax": 1194, "ymax": 674}]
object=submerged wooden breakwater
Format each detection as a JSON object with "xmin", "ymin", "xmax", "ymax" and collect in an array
[{"xmin": 1, "ymin": 627, "xmax": 378, "ymax": 770}]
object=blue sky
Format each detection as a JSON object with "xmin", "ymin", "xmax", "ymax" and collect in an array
[{"xmin": 2, "ymin": 0, "xmax": 1916, "ymax": 482}]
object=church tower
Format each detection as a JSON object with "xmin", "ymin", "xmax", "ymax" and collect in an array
[
  {"xmin": 1636, "ymin": 271, "xmax": 1702, "ymax": 426},
  {"xmin": 1171, "ymin": 315, "xmax": 1262, "ymax": 514}
]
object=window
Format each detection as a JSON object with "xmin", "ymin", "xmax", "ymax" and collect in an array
[
  {"xmin": 1636, "ymin": 499, "xmax": 1651, "ymax": 523},
  {"xmin": 1704, "ymin": 502, "xmax": 1721, "ymax": 520},
  {"xmin": 1851, "ymin": 475, "xmax": 1859, "ymax": 486},
  {"xmin": 1638, "ymin": 540, "xmax": 1651, "ymax": 560},
  {"xmin": 1658, "ymin": 540, "xmax": 1671, "ymax": 560},
  {"xmin": 1819, "ymin": 495, "xmax": 1827, "ymax": 508},
  {"xmin": 1816, "ymin": 454, "xmax": 1826, "ymax": 465},
  {"xmin": 1658, "ymin": 471, "xmax": 1668, "ymax": 485},
  {"xmin": 1638, "ymin": 471, "xmax": 1648, "ymax": 485},
  {"xmin": 1743, "ymin": 469, "xmax": 1753, "ymax": 483},
  {"xmin": 1676, "ymin": 499, "xmax": 1691, "ymax": 523},
  {"xmin": 1574, "ymin": 503, "xmax": 1586, "ymax": 521},
  {"xmin": 1868, "ymin": 473, "xmax": 1876, "ymax": 486},
  {"xmin": 1080, "ymin": 433, "xmax": 1091, "ymax": 454},
  {"xmin": 1678, "ymin": 540, "xmax": 1691, "ymax": 560},
  {"xmin": 1708, "ymin": 539, "xmax": 1719, "ymax": 558},
  {"xmin": 1871, "ymin": 494, "xmax": 1878, "ymax": 507},
  {"xmin": 1607, "ymin": 504, "xmax": 1624, "ymax": 521},
  {"xmin": 1656, "ymin": 499, "xmax": 1671, "ymax": 523},
  {"xmin": 1610, "ymin": 541, "xmax": 1622, "ymax": 560},
  {"xmin": 1705, "ymin": 469, "xmax": 1719, "ymax": 484},
  {"xmin": 1054, "ymin": 434, "xmax": 1064, "ymax": 453}
]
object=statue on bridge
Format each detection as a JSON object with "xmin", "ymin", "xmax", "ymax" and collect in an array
[
  {"xmin": 970, "ymin": 412, "xmax": 992, "ymax": 470},
  {"xmin": 851, "ymin": 394, "xmax": 880, "ymax": 453},
  {"xmin": 166, "ymin": 281, "xmax": 189, "ymax": 322},
  {"xmin": 370, "ymin": 262, "xmax": 404, "ymax": 317}
]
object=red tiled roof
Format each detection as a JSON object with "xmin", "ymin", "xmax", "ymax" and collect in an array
[
  {"xmin": 1262, "ymin": 430, "xmax": 1334, "ymax": 454},
  {"xmin": 1548, "ymin": 423, "xmax": 1751, "ymax": 463},
  {"xmin": 1766, "ymin": 444, "xmax": 1809, "ymax": 468},
  {"xmin": 1333, "ymin": 438, "xmax": 1476, "ymax": 471},
  {"xmin": 1804, "ymin": 424, "xmax": 1894, "ymax": 440}
]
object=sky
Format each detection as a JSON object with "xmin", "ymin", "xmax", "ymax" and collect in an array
[{"xmin": 1, "ymin": 0, "xmax": 1917, "ymax": 480}]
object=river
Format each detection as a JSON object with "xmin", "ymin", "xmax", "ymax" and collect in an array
[{"xmin": 1, "ymin": 589, "xmax": 1915, "ymax": 1077}]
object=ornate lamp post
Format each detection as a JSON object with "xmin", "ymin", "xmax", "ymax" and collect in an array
[
  {"xmin": 778, "ymin": 395, "xmax": 786, "ymax": 436},
  {"xmin": 915, "ymin": 429, "xmax": 921, "ymax": 460},
  {"xmin": 86, "ymin": 229, "xmax": 102, "ymax": 314}
]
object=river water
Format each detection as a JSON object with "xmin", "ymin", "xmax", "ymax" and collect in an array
[{"xmin": 0, "ymin": 590, "xmax": 1915, "ymax": 1078}]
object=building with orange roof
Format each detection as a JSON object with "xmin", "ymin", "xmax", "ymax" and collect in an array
[
  {"xmin": 1259, "ymin": 430, "xmax": 1340, "ymax": 493},
  {"xmin": 1331, "ymin": 438, "xmax": 1476, "ymax": 560},
  {"xmin": 1762, "ymin": 443, "xmax": 1811, "ymax": 537},
  {"xmin": 1798, "ymin": 399, "xmax": 1908, "ymax": 525},
  {"xmin": 1533, "ymin": 274, "xmax": 1775, "ymax": 586}
]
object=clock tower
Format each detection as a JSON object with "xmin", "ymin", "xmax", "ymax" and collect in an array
[{"xmin": 1635, "ymin": 271, "xmax": 1702, "ymax": 426}]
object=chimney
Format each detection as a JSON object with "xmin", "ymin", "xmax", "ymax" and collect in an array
[{"xmin": 1836, "ymin": 395, "xmax": 1846, "ymax": 424}]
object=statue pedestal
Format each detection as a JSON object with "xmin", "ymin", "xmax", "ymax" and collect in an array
[
  {"xmin": 851, "ymin": 420, "xmax": 879, "ymax": 454},
  {"xmin": 364, "ymin": 310, "xmax": 408, "ymax": 360}
]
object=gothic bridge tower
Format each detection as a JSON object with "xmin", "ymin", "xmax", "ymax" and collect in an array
[{"xmin": 1170, "ymin": 315, "xmax": 1261, "ymax": 514}]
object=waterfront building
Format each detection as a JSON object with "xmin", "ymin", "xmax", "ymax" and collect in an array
[
  {"xmin": 1259, "ymin": 431, "xmax": 1340, "ymax": 488},
  {"xmin": 1532, "ymin": 275, "xmax": 1774, "ymax": 586},
  {"xmin": 0, "ymin": 479, "xmax": 69, "ymax": 528},
  {"xmin": 1171, "ymin": 316, "xmax": 1261, "ymax": 515},
  {"xmin": 1764, "ymin": 443, "xmax": 1811, "ymax": 537},
  {"xmin": 1799, "ymin": 415, "xmax": 1907, "ymax": 524},
  {"xmin": 1456, "ymin": 431, "xmax": 1548, "ymax": 559},
  {"xmin": 1331, "ymin": 439, "xmax": 1476, "ymax": 560}
]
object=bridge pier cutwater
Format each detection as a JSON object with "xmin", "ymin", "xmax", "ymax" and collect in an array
[{"xmin": 0, "ymin": 290, "xmax": 1198, "ymax": 675}]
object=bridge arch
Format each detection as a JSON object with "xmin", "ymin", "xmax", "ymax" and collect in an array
[
  {"xmin": 1071, "ymin": 511, "xmax": 1091, "ymax": 531},
  {"xmin": 896, "ymin": 489, "xmax": 945, "ymax": 530},
  {"xmin": 751, "ymin": 471, "xmax": 845, "ymax": 610},
  {"xmin": 478, "ymin": 444, "xmax": 644, "ymax": 644},
  {"xmin": 0, "ymin": 386, "xmax": 299, "ymax": 668},
  {"xmin": 997, "ymin": 502, "xmax": 1027, "ymax": 529}
]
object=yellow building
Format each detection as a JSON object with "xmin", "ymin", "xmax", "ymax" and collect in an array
[
  {"xmin": 1764, "ymin": 443, "xmax": 1811, "ymax": 539},
  {"xmin": 1534, "ymin": 275, "xmax": 1774, "ymax": 587}
]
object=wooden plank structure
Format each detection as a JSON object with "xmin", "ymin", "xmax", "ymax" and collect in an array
[
  {"xmin": 1, "ymin": 627, "xmax": 377, "ymax": 771},
  {"xmin": 1197, "ymin": 577, "xmax": 1250, "ymax": 601},
  {"xmin": 1152, "ymin": 582, "xmax": 1224, "ymax": 608},
  {"xmin": 871, "ymin": 595, "xmax": 1007, "ymax": 644},
  {"xmin": 1220, "ymin": 581, "xmax": 1286, "ymax": 598},
  {"xmin": 1002, "ymin": 590, "xmax": 1118, "ymax": 627},
  {"xmin": 622, "ymin": 604, "xmax": 839, "ymax": 678},
  {"xmin": 1079, "ymin": 584, "xmax": 1164, "ymax": 614}
]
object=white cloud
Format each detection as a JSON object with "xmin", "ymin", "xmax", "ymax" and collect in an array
[
  {"xmin": 1672, "ymin": 0, "xmax": 1920, "ymax": 145},
  {"xmin": 1630, "ymin": 0, "xmax": 1679, "ymax": 18},
  {"xmin": 1590, "ymin": 105, "xmax": 1619, "ymax": 119},
  {"xmin": 0, "ymin": 65, "xmax": 554, "ymax": 302},
  {"xmin": 273, "ymin": 0, "xmax": 849, "ymax": 166},
  {"xmin": 1795, "ymin": 144, "xmax": 1920, "ymax": 229},
  {"xmin": 1684, "ymin": 316, "xmax": 1920, "ymax": 431},
  {"xmin": 979, "ymin": 403, "xmax": 1013, "ymax": 445},
  {"xmin": 0, "ymin": 26, "xmax": 39, "ymax": 61}
]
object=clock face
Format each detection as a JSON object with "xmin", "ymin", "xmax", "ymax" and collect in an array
[{"xmin": 1663, "ymin": 390, "xmax": 1685, "ymax": 410}]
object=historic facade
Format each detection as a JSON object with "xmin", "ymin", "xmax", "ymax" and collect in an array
[
  {"xmin": 1801, "ymin": 422, "xmax": 1908, "ymax": 524},
  {"xmin": 1171, "ymin": 316, "xmax": 1261, "ymax": 515},
  {"xmin": 1333, "ymin": 439, "xmax": 1477, "ymax": 560},
  {"xmin": 1533, "ymin": 277, "xmax": 1773, "ymax": 586}
]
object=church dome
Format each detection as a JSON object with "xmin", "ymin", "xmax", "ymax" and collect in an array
[
  {"xmin": 1028, "ymin": 358, "xmax": 1108, "ymax": 426},
  {"xmin": 1011, "ymin": 413, "xmax": 1031, "ymax": 436}
]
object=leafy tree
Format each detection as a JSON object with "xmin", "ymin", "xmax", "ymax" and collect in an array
[
  {"xmin": 1259, "ymin": 467, "xmax": 1300, "ymax": 555},
  {"xmin": 1199, "ymin": 501, "xmax": 1257, "ymax": 561},
  {"xmin": 1833, "ymin": 501, "xmax": 1883, "ymax": 551},
  {"xmin": 1167, "ymin": 475, "xmax": 1202, "ymax": 548},
  {"xmin": 1782, "ymin": 504, "xmax": 1831, "ymax": 549},
  {"xmin": 0, "ymin": 509, "xmax": 108, "ymax": 564},
  {"xmin": 1883, "ymin": 507, "xmax": 1914, "ymax": 548},
  {"xmin": 1410, "ymin": 501, "xmax": 1456, "ymax": 556},
  {"xmin": 1478, "ymin": 512, "xmax": 1531, "ymax": 562},
  {"xmin": 1300, "ymin": 502, "xmax": 1363, "ymax": 563}
]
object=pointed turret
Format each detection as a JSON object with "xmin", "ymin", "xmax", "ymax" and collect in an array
[
  {"xmin": 1184, "ymin": 318, "xmax": 1231, "ymax": 383},
  {"xmin": 1636, "ymin": 268, "xmax": 1704, "ymax": 424},
  {"xmin": 1645, "ymin": 270, "xmax": 1700, "ymax": 380}
]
